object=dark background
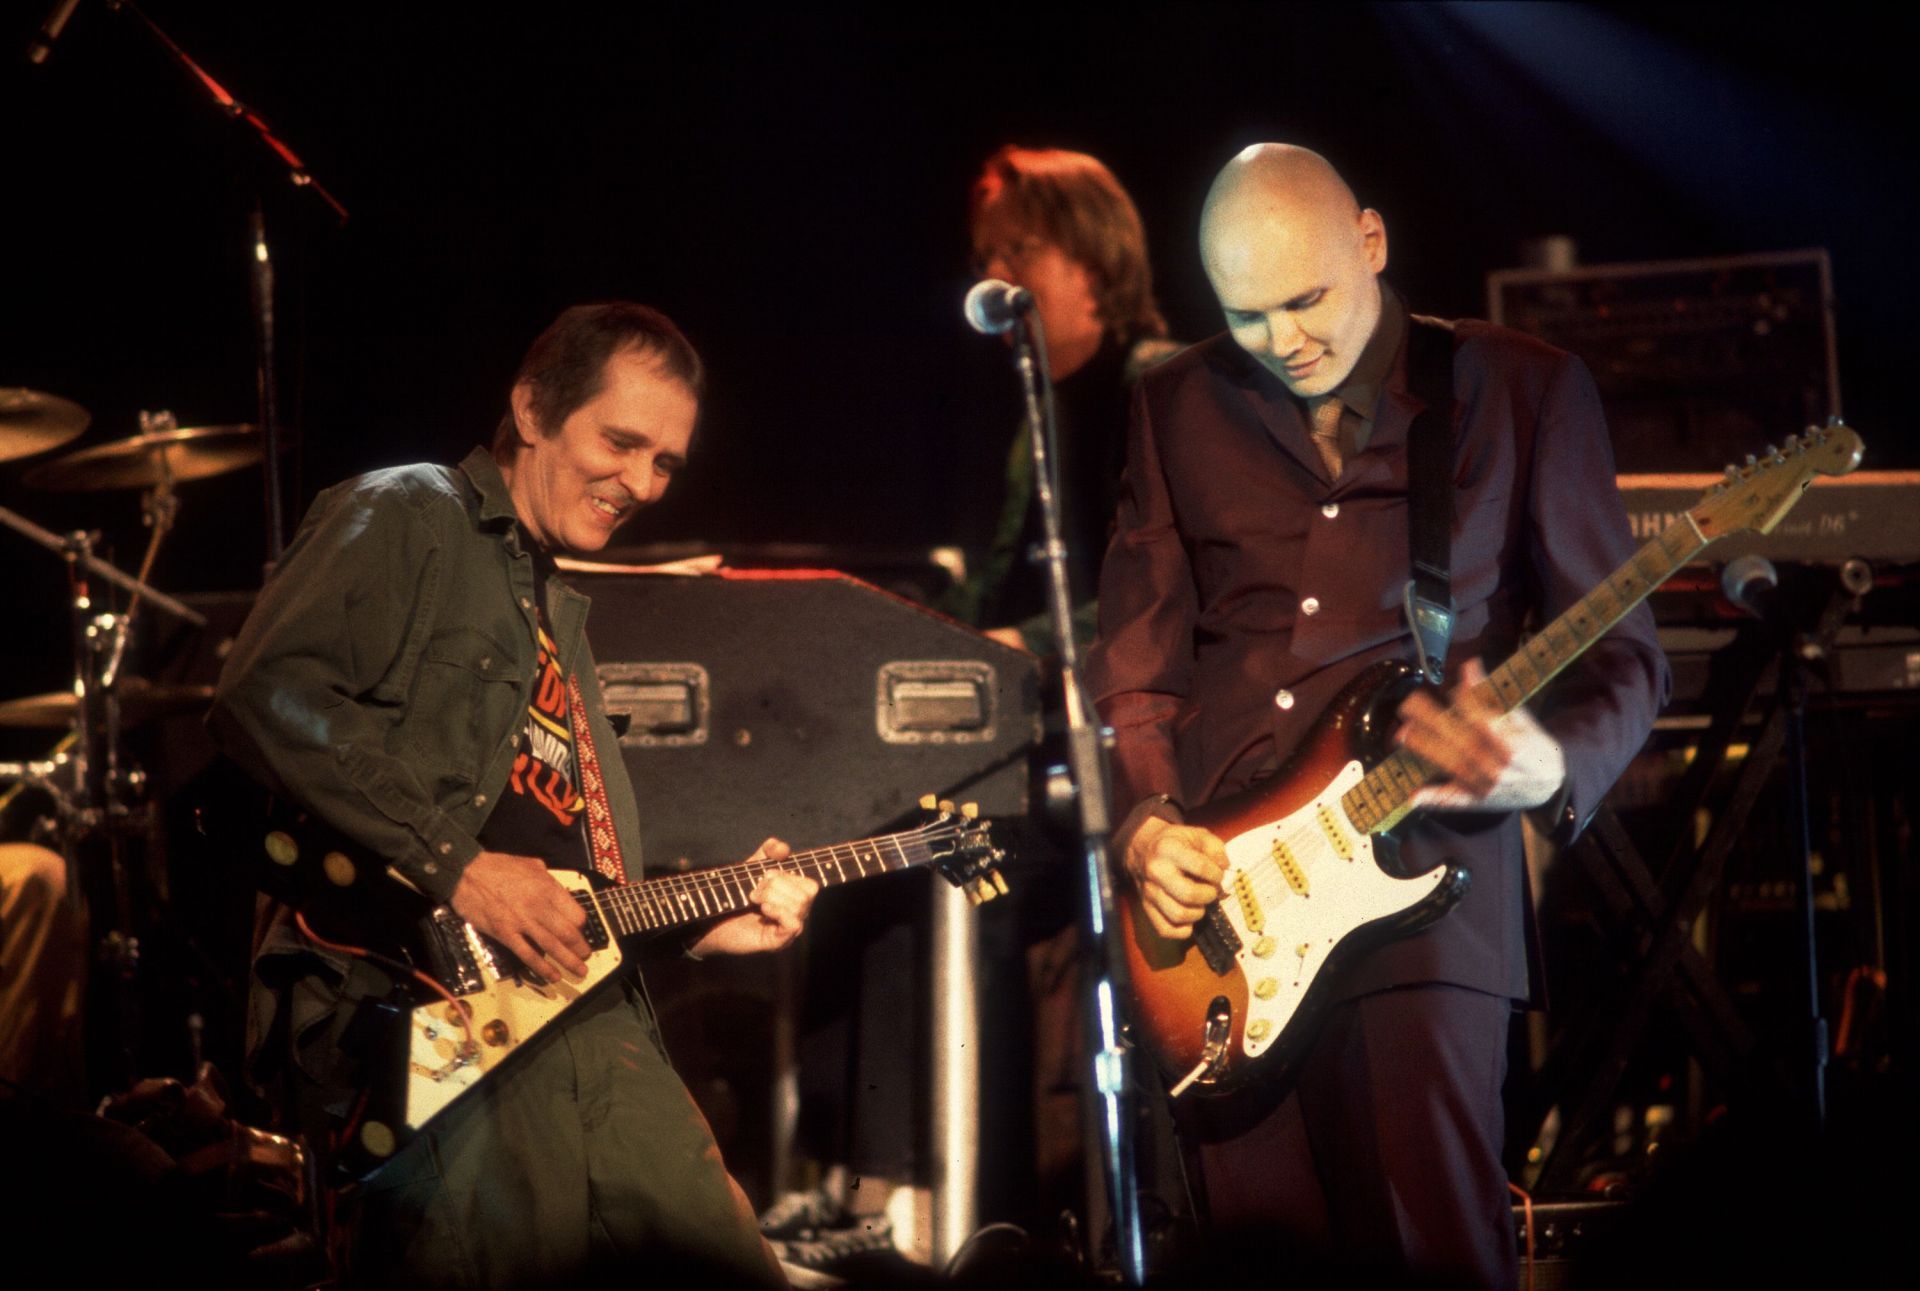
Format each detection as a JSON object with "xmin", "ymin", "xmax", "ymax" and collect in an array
[{"xmin": 2, "ymin": 0, "xmax": 1911, "ymax": 714}]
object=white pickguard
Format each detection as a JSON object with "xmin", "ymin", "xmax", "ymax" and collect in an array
[
  {"xmin": 1218, "ymin": 760, "xmax": 1455, "ymax": 1059},
  {"xmin": 403, "ymin": 870, "xmax": 623, "ymax": 1129}
]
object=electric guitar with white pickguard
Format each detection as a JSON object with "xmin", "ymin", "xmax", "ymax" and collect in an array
[
  {"xmin": 1123, "ymin": 423, "xmax": 1864, "ymax": 1099},
  {"xmin": 233, "ymin": 794, "xmax": 1004, "ymax": 1172}
]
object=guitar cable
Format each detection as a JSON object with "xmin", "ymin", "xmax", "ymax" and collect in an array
[
  {"xmin": 293, "ymin": 911, "xmax": 480, "ymax": 1059},
  {"xmin": 1509, "ymin": 1181, "xmax": 1535, "ymax": 1291}
]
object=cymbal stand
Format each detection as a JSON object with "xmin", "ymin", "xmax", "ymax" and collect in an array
[
  {"xmin": 58, "ymin": 521, "xmax": 148, "ymax": 1092},
  {"xmin": 98, "ymin": 410, "xmax": 183, "ymax": 694},
  {"xmin": 0, "ymin": 505, "xmax": 207, "ymax": 630},
  {"xmin": 0, "ymin": 504, "xmax": 207, "ymax": 1080}
]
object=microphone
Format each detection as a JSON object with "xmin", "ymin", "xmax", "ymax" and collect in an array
[
  {"xmin": 1720, "ymin": 553, "xmax": 1779, "ymax": 619},
  {"xmin": 964, "ymin": 278, "xmax": 1035, "ymax": 336},
  {"xmin": 26, "ymin": 0, "xmax": 83, "ymax": 65}
]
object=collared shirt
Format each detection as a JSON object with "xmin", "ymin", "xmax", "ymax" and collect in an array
[
  {"xmin": 211, "ymin": 445, "xmax": 644, "ymax": 905},
  {"xmin": 1329, "ymin": 281, "xmax": 1409, "ymax": 457}
]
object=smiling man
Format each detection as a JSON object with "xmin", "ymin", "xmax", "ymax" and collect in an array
[
  {"xmin": 213, "ymin": 302, "xmax": 814, "ymax": 1288},
  {"xmin": 1087, "ymin": 146, "xmax": 1667, "ymax": 1286}
]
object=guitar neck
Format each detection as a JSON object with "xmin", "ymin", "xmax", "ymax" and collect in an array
[
  {"xmin": 1349, "ymin": 513, "xmax": 1711, "ymax": 833},
  {"xmin": 589, "ymin": 830, "xmax": 940, "ymax": 937}
]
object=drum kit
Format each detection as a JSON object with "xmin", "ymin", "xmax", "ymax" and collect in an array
[{"xmin": 1, "ymin": 386, "xmax": 264, "ymax": 1080}]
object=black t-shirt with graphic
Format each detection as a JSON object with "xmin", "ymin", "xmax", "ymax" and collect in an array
[{"xmin": 476, "ymin": 534, "xmax": 593, "ymax": 877}]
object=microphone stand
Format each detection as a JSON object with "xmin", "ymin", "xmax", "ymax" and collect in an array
[
  {"xmin": 103, "ymin": 0, "xmax": 350, "ymax": 564},
  {"xmin": 1007, "ymin": 314, "xmax": 1147, "ymax": 1285}
]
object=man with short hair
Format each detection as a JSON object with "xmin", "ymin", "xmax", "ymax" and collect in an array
[
  {"xmin": 213, "ymin": 301, "xmax": 815, "ymax": 1288},
  {"xmin": 1088, "ymin": 145, "xmax": 1668, "ymax": 1286}
]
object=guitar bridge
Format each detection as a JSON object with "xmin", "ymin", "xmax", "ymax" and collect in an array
[
  {"xmin": 420, "ymin": 908, "xmax": 486, "ymax": 996},
  {"xmin": 1194, "ymin": 905, "xmax": 1242, "ymax": 976}
]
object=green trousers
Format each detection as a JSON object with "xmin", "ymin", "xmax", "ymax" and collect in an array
[{"xmin": 350, "ymin": 980, "xmax": 783, "ymax": 1289}]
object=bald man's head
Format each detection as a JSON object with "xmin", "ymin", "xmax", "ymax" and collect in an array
[{"xmin": 1200, "ymin": 144, "xmax": 1387, "ymax": 397}]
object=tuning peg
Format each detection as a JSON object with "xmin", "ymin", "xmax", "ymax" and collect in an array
[
  {"xmin": 1744, "ymin": 454, "xmax": 1758, "ymax": 470},
  {"xmin": 1783, "ymin": 433, "xmax": 1801, "ymax": 451},
  {"xmin": 938, "ymin": 798, "xmax": 956, "ymax": 816},
  {"xmin": 960, "ymin": 802, "xmax": 979, "ymax": 821},
  {"xmin": 988, "ymin": 870, "xmax": 1009, "ymax": 896},
  {"xmin": 1724, "ymin": 465, "xmax": 1741, "ymax": 482},
  {"xmin": 919, "ymin": 793, "xmax": 937, "ymax": 811},
  {"xmin": 965, "ymin": 884, "xmax": 985, "ymax": 906},
  {"xmin": 972, "ymin": 875, "xmax": 1000, "ymax": 903}
]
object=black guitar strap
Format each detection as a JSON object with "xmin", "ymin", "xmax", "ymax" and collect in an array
[{"xmin": 1403, "ymin": 319, "xmax": 1457, "ymax": 684}]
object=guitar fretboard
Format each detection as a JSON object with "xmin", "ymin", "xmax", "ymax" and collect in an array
[
  {"xmin": 578, "ymin": 828, "xmax": 948, "ymax": 937},
  {"xmin": 1345, "ymin": 514, "xmax": 1709, "ymax": 834}
]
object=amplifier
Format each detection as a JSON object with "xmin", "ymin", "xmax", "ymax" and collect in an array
[
  {"xmin": 1490, "ymin": 249, "xmax": 1838, "ymax": 473},
  {"xmin": 565, "ymin": 568, "xmax": 1040, "ymax": 874}
]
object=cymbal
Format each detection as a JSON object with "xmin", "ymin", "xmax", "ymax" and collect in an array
[
  {"xmin": 24, "ymin": 423, "xmax": 261, "ymax": 491},
  {"xmin": 0, "ymin": 681, "xmax": 215, "ymax": 729},
  {"xmin": 0, "ymin": 388, "xmax": 90, "ymax": 465}
]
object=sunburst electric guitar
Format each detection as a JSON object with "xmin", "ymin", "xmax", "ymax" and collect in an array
[
  {"xmin": 1124, "ymin": 423, "xmax": 1864, "ymax": 1099},
  {"xmin": 239, "ymin": 794, "xmax": 1003, "ymax": 1171}
]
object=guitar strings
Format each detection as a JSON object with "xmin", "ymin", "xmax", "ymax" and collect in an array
[
  {"xmin": 593, "ymin": 825, "xmax": 963, "ymax": 899},
  {"xmin": 570, "ymin": 824, "xmax": 974, "ymax": 932},
  {"xmin": 1226, "ymin": 501, "xmax": 1724, "ymax": 954}
]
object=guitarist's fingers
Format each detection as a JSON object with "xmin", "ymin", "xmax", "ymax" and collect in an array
[
  {"xmin": 528, "ymin": 902, "xmax": 592, "ymax": 976},
  {"xmin": 751, "ymin": 872, "xmax": 818, "ymax": 931},
  {"xmin": 498, "ymin": 929, "xmax": 568, "ymax": 980},
  {"xmin": 747, "ymin": 836, "xmax": 793, "ymax": 863},
  {"xmin": 1143, "ymin": 886, "xmax": 1207, "ymax": 939},
  {"xmin": 1142, "ymin": 839, "xmax": 1223, "ymax": 928},
  {"xmin": 1144, "ymin": 908, "xmax": 1192, "ymax": 940},
  {"xmin": 1149, "ymin": 859, "xmax": 1223, "ymax": 910},
  {"xmin": 1396, "ymin": 695, "xmax": 1512, "ymax": 797},
  {"xmin": 1187, "ymin": 826, "xmax": 1231, "ymax": 869},
  {"xmin": 1164, "ymin": 828, "xmax": 1227, "ymax": 883}
]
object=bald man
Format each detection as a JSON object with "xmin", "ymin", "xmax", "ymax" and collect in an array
[{"xmin": 1087, "ymin": 146, "xmax": 1667, "ymax": 1285}]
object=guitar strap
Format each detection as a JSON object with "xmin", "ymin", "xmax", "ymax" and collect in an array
[
  {"xmin": 1404, "ymin": 320, "xmax": 1551, "ymax": 1005},
  {"xmin": 1403, "ymin": 319, "xmax": 1457, "ymax": 684},
  {"xmin": 569, "ymin": 674, "xmax": 629, "ymax": 883}
]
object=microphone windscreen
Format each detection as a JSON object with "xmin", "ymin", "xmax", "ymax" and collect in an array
[{"xmin": 964, "ymin": 278, "xmax": 1032, "ymax": 335}]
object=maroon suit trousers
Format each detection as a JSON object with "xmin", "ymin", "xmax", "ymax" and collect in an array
[{"xmin": 1186, "ymin": 984, "xmax": 1518, "ymax": 1290}]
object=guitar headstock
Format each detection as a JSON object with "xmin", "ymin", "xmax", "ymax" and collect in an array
[
  {"xmin": 917, "ymin": 792, "xmax": 1006, "ymax": 904},
  {"xmin": 1688, "ymin": 421, "xmax": 1865, "ymax": 541}
]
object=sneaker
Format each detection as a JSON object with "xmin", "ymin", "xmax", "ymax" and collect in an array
[
  {"xmin": 759, "ymin": 1187, "xmax": 846, "ymax": 1239},
  {"xmin": 775, "ymin": 1217, "xmax": 896, "ymax": 1269}
]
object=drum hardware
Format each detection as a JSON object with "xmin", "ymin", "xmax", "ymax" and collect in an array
[
  {"xmin": 0, "ymin": 503, "xmax": 207, "ymax": 630},
  {"xmin": 1, "ymin": 439, "xmax": 223, "ymax": 1091}
]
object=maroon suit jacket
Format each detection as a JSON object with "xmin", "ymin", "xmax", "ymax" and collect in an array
[{"xmin": 1087, "ymin": 316, "xmax": 1670, "ymax": 1000}]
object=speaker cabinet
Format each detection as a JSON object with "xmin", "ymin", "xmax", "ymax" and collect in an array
[{"xmin": 572, "ymin": 568, "xmax": 1040, "ymax": 873}]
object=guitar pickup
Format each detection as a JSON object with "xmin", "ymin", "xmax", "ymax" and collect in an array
[
  {"xmin": 1316, "ymin": 804, "xmax": 1353, "ymax": 861},
  {"xmin": 581, "ymin": 902, "xmax": 611, "ymax": 951},
  {"xmin": 1232, "ymin": 870, "xmax": 1265, "ymax": 933},
  {"xmin": 1271, "ymin": 839, "xmax": 1310, "ymax": 896}
]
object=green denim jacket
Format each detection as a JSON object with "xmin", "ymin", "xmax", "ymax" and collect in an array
[{"xmin": 212, "ymin": 446, "xmax": 645, "ymax": 907}]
